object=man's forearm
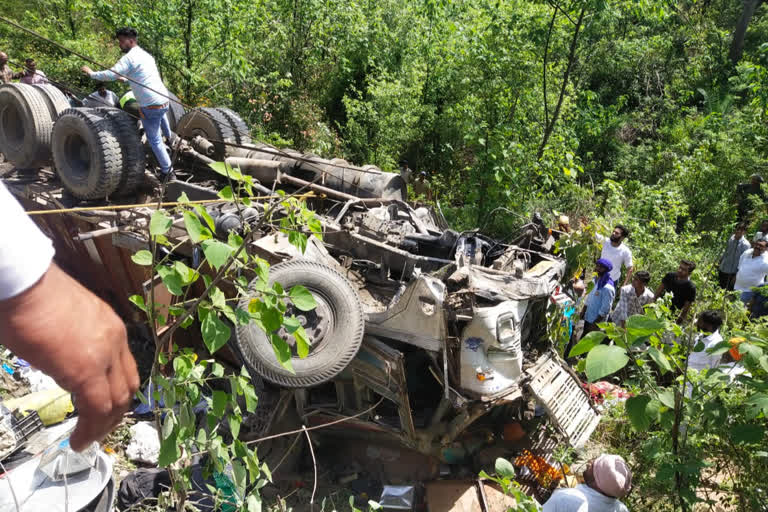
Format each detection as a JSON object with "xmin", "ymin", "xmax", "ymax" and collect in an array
[
  {"xmin": 89, "ymin": 70, "xmax": 118, "ymax": 82},
  {"xmin": 623, "ymin": 266, "xmax": 634, "ymax": 286}
]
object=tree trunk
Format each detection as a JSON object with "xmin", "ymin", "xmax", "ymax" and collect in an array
[
  {"xmin": 184, "ymin": 0, "xmax": 194, "ymax": 99},
  {"xmin": 537, "ymin": 5, "xmax": 585, "ymax": 161},
  {"xmin": 729, "ymin": 0, "xmax": 762, "ymax": 65}
]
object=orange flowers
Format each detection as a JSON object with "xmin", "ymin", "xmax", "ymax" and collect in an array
[{"xmin": 514, "ymin": 449, "xmax": 567, "ymax": 487}]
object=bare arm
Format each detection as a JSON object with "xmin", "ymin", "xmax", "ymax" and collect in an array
[
  {"xmin": 654, "ymin": 283, "xmax": 665, "ymax": 300},
  {"xmin": 677, "ymin": 301, "xmax": 692, "ymax": 325},
  {"xmin": 623, "ymin": 266, "xmax": 634, "ymax": 287},
  {"xmin": 0, "ymin": 263, "xmax": 139, "ymax": 451}
]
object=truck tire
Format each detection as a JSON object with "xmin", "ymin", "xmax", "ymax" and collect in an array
[
  {"xmin": 33, "ymin": 84, "xmax": 71, "ymax": 120},
  {"xmin": 215, "ymin": 107, "xmax": 252, "ymax": 147},
  {"xmin": 176, "ymin": 107, "xmax": 235, "ymax": 160},
  {"xmin": 52, "ymin": 108, "xmax": 123, "ymax": 199},
  {"xmin": 0, "ymin": 83, "xmax": 54, "ymax": 168},
  {"xmin": 234, "ymin": 260, "xmax": 365, "ymax": 388},
  {"xmin": 95, "ymin": 107, "xmax": 146, "ymax": 195},
  {"xmin": 166, "ymin": 91, "xmax": 186, "ymax": 132}
]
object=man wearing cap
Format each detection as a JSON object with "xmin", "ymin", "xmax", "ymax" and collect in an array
[
  {"xmin": 81, "ymin": 27, "xmax": 174, "ymax": 178},
  {"xmin": 543, "ymin": 454, "xmax": 632, "ymax": 511},
  {"xmin": 413, "ymin": 171, "xmax": 432, "ymax": 200},
  {"xmin": 580, "ymin": 259, "xmax": 616, "ymax": 339}
]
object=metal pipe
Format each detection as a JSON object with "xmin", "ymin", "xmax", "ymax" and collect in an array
[{"xmin": 73, "ymin": 226, "xmax": 120, "ymax": 241}]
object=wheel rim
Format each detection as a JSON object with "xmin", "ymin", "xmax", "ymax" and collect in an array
[
  {"xmin": 276, "ymin": 289, "xmax": 335, "ymax": 358},
  {"xmin": 1, "ymin": 103, "xmax": 25, "ymax": 150},
  {"xmin": 63, "ymin": 132, "xmax": 90, "ymax": 180}
]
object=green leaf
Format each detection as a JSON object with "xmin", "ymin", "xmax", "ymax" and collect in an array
[
  {"xmin": 173, "ymin": 355, "xmax": 193, "ymax": 378},
  {"xmin": 626, "ymin": 395, "xmax": 653, "ymax": 431},
  {"xmin": 131, "ymin": 250, "xmax": 153, "ymax": 266},
  {"xmin": 229, "ymin": 414, "xmax": 242, "ymax": 440},
  {"xmin": 150, "ymin": 210, "xmax": 173, "ymax": 236},
  {"xmin": 585, "ymin": 345, "xmax": 629, "ymax": 382},
  {"xmin": 289, "ymin": 285, "xmax": 316, "ymax": 311},
  {"xmin": 201, "ymin": 310, "xmax": 231, "ymax": 354},
  {"xmin": 177, "ymin": 192, "xmax": 190, "ymax": 204},
  {"xmin": 174, "ymin": 261, "xmax": 198, "ymax": 285},
  {"xmin": 157, "ymin": 266, "xmax": 184, "ymax": 295},
  {"xmin": 183, "ymin": 210, "xmax": 212, "ymax": 243},
  {"xmin": 201, "ymin": 239, "xmax": 234, "ymax": 271},
  {"xmin": 294, "ymin": 325, "xmax": 310, "ymax": 358},
  {"xmin": 158, "ymin": 429, "xmax": 181, "ymax": 466},
  {"xmin": 243, "ymin": 382, "xmax": 258, "ymax": 412},
  {"xmin": 129, "ymin": 294, "xmax": 147, "ymax": 313},
  {"xmin": 626, "ymin": 315, "xmax": 664, "ymax": 339},
  {"xmin": 209, "ymin": 161, "xmax": 246, "ymax": 181},
  {"xmin": 211, "ymin": 362, "xmax": 225, "ymax": 378},
  {"xmin": 732, "ymin": 424, "xmax": 765, "ymax": 444},
  {"xmin": 270, "ymin": 333, "xmax": 294, "ymax": 373},
  {"xmin": 194, "ymin": 205, "xmax": 217, "ymax": 234},
  {"xmin": 212, "ymin": 390, "xmax": 228, "ymax": 417},
  {"xmin": 495, "ymin": 457, "xmax": 515, "ymax": 478},
  {"xmin": 658, "ymin": 389, "xmax": 676, "ymax": 408},
  {"xmin": 210, "ymin": 286, "xmax": 227, "ymax": 309},
  {"xmin": 746, "ymin": 393, "xmax": 768, "ymax": 416},
  {"xmin": 218, "ymin": 185, "xmax": 234, "ymax": 200},
  {"xmin": 246, "ymin": 494, "xmax": 262, "ymax": 512},
  {"xmin": 648, "ymin": 347, "xmax": 672, "ymax": 374},
  {"xmin": 567, "ymin": 331, "xmax": 606, "ymax": 357}
]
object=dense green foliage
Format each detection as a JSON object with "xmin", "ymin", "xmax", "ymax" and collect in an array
[
  {"xmin": 2, "ymin": 0, "xmax": 766, "ymax": 240},
  {"xmin": 3, "ymin": 0, "xmax": 768, "ymax": 509}
]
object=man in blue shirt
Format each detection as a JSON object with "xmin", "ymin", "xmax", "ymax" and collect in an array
[
  {"xmin": 580, "ymin": 258, "xmax": 616, "ymax": 339},
  {"xmin": 81, "ymin": 28, "xmax": 174, "ymax": 178}
]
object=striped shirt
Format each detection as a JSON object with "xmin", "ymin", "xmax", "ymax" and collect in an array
[
  {"xmin": 611, "ymin": 284, "xmax": 654, "ymax": 324},
  {"xmin": 720, "ymin": 235, "xmax": 751, "ymax": 274},
  {"xmin": 89, "ymin": 46, "xmax": 169, "ymax": 107}
]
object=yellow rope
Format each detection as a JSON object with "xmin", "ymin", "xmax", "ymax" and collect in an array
[{"xmin": 24, "ymin": 192, "xmax": 316, "ymax": 215}]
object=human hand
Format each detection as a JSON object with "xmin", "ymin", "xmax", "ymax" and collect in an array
[
  {"xmin": 0, "ymin": 264, "xmax": 139, "ymax": 451},
  {"xmin": 117, "ymin": 76, "xmax": 128, "ymax": 83},
  {"xmin": 81, "ymin": 65, "xmax": 92, "ymax": 75}
]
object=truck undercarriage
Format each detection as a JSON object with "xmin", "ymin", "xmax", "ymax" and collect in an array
[{"xmin": 0, "ymin": 82, "xmax": 599, "ymax": 494}]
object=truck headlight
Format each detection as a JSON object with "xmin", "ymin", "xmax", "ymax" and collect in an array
[{"xmin": 496, "ymin": 313, "xmax": 517, "ymax": 347}]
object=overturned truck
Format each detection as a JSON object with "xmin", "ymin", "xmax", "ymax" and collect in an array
[{"xmin": 0, "ymin": 82, "xmax": 599, "ymax": 483}]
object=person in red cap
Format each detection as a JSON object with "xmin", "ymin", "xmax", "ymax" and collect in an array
[{"xmin": 543, "ymin": 454, "xmax": 632, "ymax": 511}]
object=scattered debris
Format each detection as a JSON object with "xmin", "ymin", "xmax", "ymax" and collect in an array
[{"xmin": 125, "ymin": 422, "xmax": 160, "ymax": 465}]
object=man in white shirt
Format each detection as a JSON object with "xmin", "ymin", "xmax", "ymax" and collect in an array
[
  {"xmin": 753, "ymin": 219, "xmax": 768, "ymax": 243},
  {"xmin": 611, "ymin": 270, "xmax": 654, "ymax": 327},
  {"xmin": 688, "ymin": 310, "xmax": 724, "ymax": 373},
  {"xmin": 0, "ymin": 181, "xmax": 139, "ymax": 451},
  {"xmin": 82, "ymin": 27, "xmax": 174, "ymax": 177},
  {"xmin": 83, "ymin": 83, "xmax": 120, "ymax": 108},
  {"xmin": 543, "ymin": 454, "xmax": 632, "ymax": 512},
  {"xmin": 596, "ymin": 225, "xmax": 633, "ymax": 286},
  {"xmin": 734, "ymin": 239, "xmax": 768, "ymax": 303}
]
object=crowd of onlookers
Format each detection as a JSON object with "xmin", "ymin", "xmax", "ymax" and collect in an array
[
  {"xmin": 0, "ymin": 52, "xmax": 48, "ymax": 84},
  {"xmin": 555, "ymin": 182, "xmax": 768, "ymax": 349}
]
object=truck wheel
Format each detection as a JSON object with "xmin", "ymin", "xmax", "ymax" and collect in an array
[
  {"xmin": 176, "ymin": 107, "xmax": 235, "ymax": 160},
  {"xmin": 234, "ymin": 260, "xmax": 365, "ymax": 388},
  {"xmin": 33, "ymin": 84, "xmax": 71, "ymax": 120},
  {"xmin": 95, "ymin": 107, "xmax": 146, "ymax": 195},
  {"xmin": 215, "ymin": 107, "xmax": 252, "ymax": 147},
  {"xmin": 166, "ymin": 91, "xmax": 186, "ymax": 132},
  {"xmin": 52, "ymin": 108, "xmax": 123, "ymax": 199},
  {"xmin": 0, "ymin": 83, "xmax": 54, "ymax": 168}
]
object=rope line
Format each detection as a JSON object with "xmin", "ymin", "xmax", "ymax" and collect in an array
[{"xmin": 22, "ymin": 192, "xmax": 317, "ymax": 215}]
